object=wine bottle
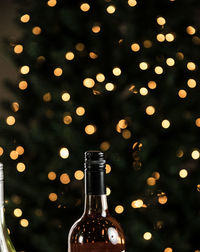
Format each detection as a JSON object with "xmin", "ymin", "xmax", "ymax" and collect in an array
[
  {"xmin": 68, "ymin": 151, "xmax": 126, "ymax": 252},
  {"xmin": 0, "ymin": 163, "xmax": 16, "ymax": 252}
]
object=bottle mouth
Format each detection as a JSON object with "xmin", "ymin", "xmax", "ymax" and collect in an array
[{"xmin": 84, "ymin": 151, "xmax": 106, "ymax": 170}]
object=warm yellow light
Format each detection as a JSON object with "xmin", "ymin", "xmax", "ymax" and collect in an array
[
  {"xmin": 115, "ymin": 205, "xmax": 124, "ymax": 214},
  {"xmin": 157, "ymin": 17, "xmax": 166, "ymax": 25},
  {"xmin": 54, "ymin": 68, "xmax": 63, "ymax": 76},
  {"xmin": 10, "ymin": 151, "xmax": 18, "ymax": 160},
  {"xmin": 131, "ymin": 199, "xmax": 143, "ymax": 208},
  {"xmin": 112, "ymin": 67, "xmax": 121, "ymax": 76},
  {"xmin": 147, "ymin": 177, "xmax": 156, "ymax": 186},
  {"xmin": 20, "ymin": 14, "xmax": 30, "ymax": 23},
  {"xmin": 158, "ymin": 193, "xmax": 168, "ymax": 204},
  {"xmin": 92, "ymin": 25, "xmax": 101, "ymax": 33},
  {"xmin": 106, "ymin": 187, "xmax": 111, "ymax": 196},
  {"xmin": 143, "ymin": 232, "xmax": 152, "ymax": 240},
  {"xmin": 106, "ymin": 5, "xmax": 116, "ymax": 14},
  {"xmin": 76, "ymin": 43, "xmax": 85, "ymax": 51},
  {"xmin": 60, "ymin": 173, "xmax": 70, "ymax": 184},
  {"xmin": 80, "ymin": 3, "xmax": 90, "ymax": 12},
  {"xmin": 176, "ymin": 52, "xmax": 184, "ymax": 60},
  {"xmin": 48, "ymin": 171, "xmax": 56, "ymax": 180},
  {"xmin": 16, "ymin": 163, "xmax": 26, "ymax": 172},
  {"xmin": 20, "ymin": 219, "xmax": 29, "ymax": 227},
  {"xmin": 187, "ymin": 79, "xmax": 196, "ymax": 88},
  {"xmin": 32, "ymin": 26, "xmax": 41, "ymax": 35},
  {"xmin": 152, "ymin": 171, "xmax": 160, "ymax": 180},
  {"xmin": 179, "ymin": 169, "xmax": 188, "ymax": 178},
  {"xmin": 118, "ymin": 119, "xmax": 128, "ymax": 129},
  {"xmin": 19, "ymin": 81, "xmax": 28, "ymax": 90},
  {"xmin": 20, "ymin": 66, "xmax": 30, "ymax": 75},
  {"xmin": 6, "ymin": 116, "xmax": 15, "ymax": 126},
  {"xmin": 139, "ymin": 62, "xmax": 148, "ymax": 70},
  {"xmin": 61, "ymin": 92, "xmax": 70, "ymax": 101},
  {"xmin": 186, "ymin": 26, "xmax": 196, "ymax": 35},
  {"xmin": 156, "ymin": 34, "xmax": 165, "ymax": 42},
  {"xmin": 191, "ymin": 150, "xmax": 200, "ymax": 160},
  {"xmin": 83, "ymin": 78, "xmax": 95, "ymax": 88},
  {"xmin": 178, "ymin": 89, "xmax": 187, "ymax": 98},
  {"xmin": 14, "ymin": 208, "xmax": 22, "ymax": 217},
  {"xmin": 128, "ymin": 0, "xmax": 137, "ymax": 7},
  {"xmin": 43, "ymin": 92, "xmax": 51, "ymax": 102},
  {"xmin": 14, "ymin": 44, "xmax": 23, "ymax": 54},
  {"xmin": 47, "ymin": 0, "xmax": 57, "ymax": 7},
  {"xmin": 59, "ymin": 147, "xmax": 69, "ymax": 159},
  {"xmin": 65, "ymin": 52, "xmax": 74, "ymax": 61},
  {"xmin": 187, "ymin": 62, "xmax": 196, "ymax": 71},
  {"xmin": 49, "ymin": 193, "xmax": 57, "ymax": 202},
  {"xmin": 166, "ymin": 58, "xmax": 175, "ymax": 66},
  {"xmin": 165, "ymin": 33, "xmax": 175, "ymax": 42},
  {"xmin": 154, "ymin": 66, "xmax": 163, "ymax": 74},
  {"xmin": 106, "ymin": 164, "xmax": 111, "ymax": 174},
  {"xmin": 85, "ymin": 124, "xmax": 96, "ymax": 135},
  {"xmin": 74, "ymin": 170, "xmax": 84, "ymax": 180},
  {"xmin": 105, "ymin": 83, "xmax": 115, "ymax": 91},
  {"xmin": 122, "ymin": 130, "xmax": 131, "ymax": 139},
  {"xmin": 164, "ymin": 248, "xmax": 173, "ymax": 252},
  {"xmin": 131, "ymin": 43, "xmax": 140, "ymax": 52},
  {"xmin": 89, "ymin": 52, "xmax": 98, "ymax": 59},
  {"xmin": 177, "ymin": 149, "xmax": 184, "ymax": 158},
  {"xmin": 146, "ymin": 106, "xmax": 155, "ymax": 115},
  {"xmin": 0, "ymin": 147, "xmax": 4, "ymax": 156},
  {"xmin": 63, "ymin": 115, "xmax": 72, "ymax": 125},
  {"xmin": 96, "ymin": 73, "xmax": 105, "ymax": 82},
  {"xmin": 195, "ymin": 118, "xmax": 200, "ymax": 127},
  {"xmin": 76, "ymin": 106, "xmax": 85, "ymax": 116},
  {"xmin": 148, "ymin": 81, "xmax": 157, "ymax": 89},
  {"xmin": 139, "ymin": 87, "xmax": 148, "ymax": 96},
  {"xmin": 143, "ymin": 40, "xmax": 152, "ymax": 48},
  {"xmin": 100, "ymin": 141, "xmax": 110, "ymax": 151},
  {"xmin": 197, "ymin": 184, "xmax": 200, "ymax": 192},
  {"xmin": 162, "ymin": 119, "xmax": 170, "ymax": 129},
  {"xmin": 11, "ymin": 102, "xmax": 19, "ymax": 112},
  {"xmin": 37, "ymin": 56, "xmax": 45, "ymax": 63}
]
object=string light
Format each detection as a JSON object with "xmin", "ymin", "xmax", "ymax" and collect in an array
[
  {"xmin": 20, "ymin": 219, "xmax": 29, "ymax": 227},
  {"xmin": 106, "ymin": 187, "xmax": 111, "ymax": 196},
  {"xmin": 32, "ymin": 26, "xmax": 41, "ymax": 35},
  {"xmin": 106, "ymin": 5, "xmax": 116, "ymax": 14},
  {"xmin": 158, "ymin": 193, "xmax": 168, "ymax": 204},
  {"xmin": 59, "ymin": 147, "xmax": 69, "ymax": 159},
  {"xmin": 122, "ymin": 129, "xmax": 131, "ymax": 139},
  {"xmin": 147, "ymin": 177, "xmax": 156, "ymax": 186},
  {"xmin": 162, "ymin": 119, "xmax": 170, "ymax": 129},
  {"xmin": 112, "ymin": 67, "xmax": 121, "ymax": 76},
  {"xmin": 20, "ymin": 66, "xmax": 30, "ymax": 75},
  {"xmin": 19, "ymin": 81, "xmax": 28, "ymax": 90},
  {"xmin": 74, "ymin": 170, "xmax": 84, "ymax": 180},
  {"xmin": 152, "ymin": 171, "xmax": 160, "ymax": 180},
  {"xmin": 166, "ymin": 58, "xmax": 175, "ymax": 66},
  {"xmin": 143, "ymin": 40, "xmax": 152, "ymax": 48},
  {"xmin": 76, "ymin": 43, "xmax": 85, "ymax": 51},
  {"xmin": 63, "ymin": 115, "xmax": 72, "ymax": 125},
  {"xmin": 179, "ymin": 169, "xmax": 188, "ymax": 178},
  {"xmin": 49, "ymin": 193, "xmax": 57, "ymax": 201},
  {"xmin": 148, "ymin": 81, "xmax": 157, "ymax": 89},
  {"xmin": 10, "ymin": 151, "xmax": 18, "ymax": 160},
  {"xmin": 65, "ymin": 52, "xmax": 74, "ymax": 61},
  {"xmin": 92, "ymin": 25, "xmax": 101, "ymax": 33},
  {"xmin": 6, "ymin": 116, "xmax": 15, "ymax": 126},
  {"xmin": 143, "ymin": 232, "xmax": 152, "ymax": 240},
  {"xmin": 187, "ymin": 79, "xmax": 196, "ymax": 88},
  {"xmin": 186, "ymin": 26, "xmax": 196, "ymax": 35},
  {"xmin": 20, "ymin": 14, "xmax": 30, "ymax": 23},
  {"xmin": 13, "ymin": 208, "xmax": 22, "ymax": 218},
  {"xmin": 48, "ymin": 172, "xmax": 56, "ymax": 180},
  {"xmin": 115, "ymin": 205, "xmax": 124, "ymax": 214},
  {"xmin": 154, "ymin": 66, "xmax": 163, "ymax": 74},
  {"xmin": 157, "ymin": 17, "xmax": 166, "ymax": 26},
  {"xmin": 83, "ymin": 78, "xmax": 95, "ymax": 88},
  {"xmin": 43, "ymin": 92, "xmax": 51, "ymax": 102},
  {"xmin": 157, "ymin": 34, "xmax": 165, "ymax": 42},
  {"xmin": 80, "ymin": 3, "xmax": 90, "ymax": 12},
  {"xmin": 11, "ymin": 102, "xmax": 19, "ymax": 112},
  {"xmin": 118, "ymin": 119, "xmax": 128, "ymax": 129},
  {"xmin": 61, "ymin": 92, "xmax": 70, "ymax": 102},
  {"xmin": 60, "ymin": 173, "xmax": 70, "ymax": 184},
  {"xmin": 197, "ymin": 185, "xmax": 200, "ymax": 192},
  {"xmin": 177, "ymin": 149, "xmax": 184, "ymax": 158},
  {"xmin": 16, "ymin": 163, "xmax": 26, "ymax": 172},
  {"xmin": 195, "ymin": 118, "xmax": 200, "ymax": 127},
  {"xmin": 76, "ymin": 106, "xmax": 85, "ymax": 116},
  {"xmin": 131, "ymin": 43, "xmax": 140, "ymax": 52},
  {"xmin": 85, "ymin": 124, "xmax": 96, "ymax": 135},
  {"xmin": 47, "ymin": 0, "xmax": 57, "ymax": 7},
  {"xmin": 89, "ymin": 52, "xmax": 98, "ymax": 59},
  {"xmin": 146, "ymin": 106, "xmax": 155, "ymax": 115},
  {"xmin": 128, "ymin": 0, "xmax": 137, "ymax": 7},
  {"xmin": 131, "ymin": 199, "xmax": 143, "ymax": 208},
  {"xmin": 105, "ymin": 83, "xmax": 115, "ymax": 91},
  {"xmin": 139, "ymin": 62, "xmax": 148, "ymax": 70},
  {"xmin": 106, "ymin": 164, "xmax": 111, "ymax": 174},
  {"xmin": 54, "ymin": 68, "xmax": 63, "ymax": 76},
  {"xmin": 96, "ymin": 73, "xmax": 105, "ymax": 82},
  {"xmin": 100, "ymin": 141, "xmax": 110, "ymax": 151},
  {"xmin": 187, "ymin": 62, "xmax": 196, "ymax": 71},
  {"xmin": 178, "ymin": 89, "xmax": 187, "ymax": 98},
  {"xmin": 191, "ymin": 150, "xmax": 200, "ymax": 160},
  {"xmin": 14, "ymin": 44, "xmax": 23, "ymax": 54},
  {"xmin": 0, "ymin": 147, "xmax": 3, "ymax": 156},
  {"xmin": 139, "ymin": 87, "xmax": 148, "ymax": 96},
  {"xmin": 165, "ymin": 33, "xmax": 175, "ymax": 42},
  {"xmin": 164, "ymin": 248, "xmax": 173, "ymax": 252}
]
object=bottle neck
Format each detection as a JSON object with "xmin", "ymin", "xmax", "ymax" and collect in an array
[
  {"xmin": 84, "ymin": 194, "xmax": 108, "ymax": 217},
  {"xmin": 0, "ymin": 167, "xmax": 5, "ymax": 224}
]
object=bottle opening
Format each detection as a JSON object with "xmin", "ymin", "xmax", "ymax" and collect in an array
[{"xmin": 84, "ymin": 151, "xmax": 106, "ymax": 170}]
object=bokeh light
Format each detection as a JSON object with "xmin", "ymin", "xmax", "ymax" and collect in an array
[
  {"xmin": 32, "ymin": 26, "xmax": 41, "ymax": 35},
  {"xmin": 128, "ymin": 0, "xmax": 137, "ymax": 7},
  {"xmin": 20, "ymin": 219, "xmax": 29, "ymax": 227},
  {"xmin": 54, "ymin": 68, "xmax": 63, "ymax": 76},
  {"xmin": 148, "ymin": 81, "xmax": 157, "ymax": 89},
  {"xmin": 80, "ymin": 3, "xmax": 90, "ymax": 12},
  {"xmin": 146, "ymin": 106, "xmax": 155, "ymax": 115},
  {"xmin": 105, "ymin": 83, "xmax": 115, "ymax": 91},
  {"xmin": 6, "ymin": 116, "xmax": 15, "ymax": 126},
  {"xmin": 14, "ymin": 208, "xmax": 22, "ymax": 218},
  {"xmin": 19, "ymin": 81, "xmax": 28, "ymax": 90},
  {"xmin": 14, "ymin": 44, "xmax": 23, "ymax": 54},
  {"xmin": 106, "ymin": 5, "xmax": 116, "ymax": 14},
  {"xmin": 83, "ymin": 78, "xmax": 95, "ymax": 88},
  {"xmin": 20, "ymin": 66, "xmax": 30, "ymax": 75},
  {"xmin": 59, "ymin": 147, "xmax": 69, "ymax": 159},
  {"xmin": 143, "ymin": 232, "xmax": 152, "ymax": 240},
  {"xmin": 76, "ymin": 106, "xmax": 85, "ymax": 116},
  {"xmin": 191, "ymin": 150, "xmax": 200, "ymax": 160},
  {"xmin": 60, "ymin": 173, "xmax": 70, "ymax": 184},
  {"xmin": 112, "ymin": 67, "xmax": 122, "ymax": 76},
  {"xmin": 16, "ymin": 163, "xmax": 26, "ymax": 172},
  {"xmin": 162, "ymin": 119, "xmax": 170, "ymax": 129},
  {"xmin": 49, "ymin": 193, "xmax": 57, "ymax": 202},
  {"xmin": 154, "ymin": 66, "xmax": 163, "ymax": 74},
  {"xmin": 115, "ymin": 205, "xmax": 124, "ymax": 214},
  {"xmin": 74, "ymin": 170, "xmax": 84, "ymax": 180},
  {"xmin": 20, "ymin": 14, "xmax": 30, "ymax": 23},
  {"xmin": 85, "ymin": 124, "xmax": 96, "ymax": 135},
  {"xmin": 65, "ymin": 52, "xmax": 74, "ymax": 61},
  {"xmin": 179, "ymin": 169, "xmax": 188, "ymax": 178},
  {"xmin": 131, "ymin": 199, "xmax": 143, "ymax": 208},
  {"xmin": 157, "ymin": 17, "xmax": 166, "ymax": 25},
  {"xmin": 131, "ymin": 43, "xmax": 140, "ymax": 52},
  {"xmin": 48, "ymin": 171, "xmax": 56, "ymax": 181},
  {"xmin": 61, "ymin": 92, "xmax": 70, "ymax": 102},
  {"xmin": 106, "ymin": 164, "xmax": 111, "ymax": 174},
  {"xmin": 186, "ymin": 26, "xmax": 196, "ymax": 35},
  {"xmin": 187, "ymin": 79, "xmax": 196, "ymax": 88}
]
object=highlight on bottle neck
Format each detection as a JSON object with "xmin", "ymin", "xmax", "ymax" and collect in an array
[
  {"xmin": 84, "ymin": 151, "xmax": 106, "ymax": 195},
  {"xmin": 0, "ymin": 163, "xmax": 3, "ymax": 182},
  {"xmin": 0, "ymin": 163, "xmax": 4, "ymax": 208}
]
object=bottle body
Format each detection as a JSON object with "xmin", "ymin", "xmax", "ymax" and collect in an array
[
  {"xmin": 68, "ymin": 151, "xmax": 126, "ymax": 252},
  {"xmin": 0, "ymin": 164, "xmax": 16, "ymax": 252}
]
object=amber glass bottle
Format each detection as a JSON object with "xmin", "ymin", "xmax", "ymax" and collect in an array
[{"xmin": 68, "ymin": 151, "xmax": 126, "ymax": 252}]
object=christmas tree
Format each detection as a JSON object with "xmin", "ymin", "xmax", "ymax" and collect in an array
[{"xmin": 0, "ymin": 0, "xmax": 200, "ymax": 251}]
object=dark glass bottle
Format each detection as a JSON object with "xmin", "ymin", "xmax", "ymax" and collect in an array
[{"xmin": 68, "ymin": 151, "xmax": 126, "ymax": 252}]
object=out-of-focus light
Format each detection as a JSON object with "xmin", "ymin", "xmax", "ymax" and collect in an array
[
  {"xmin": 11, "ymin": 102, "xmax": 19, "ymax": 112},
  {"xmin": 154, "ymin": 66, "xmax": 163, "ymax": 74},
  {"xmin": 131, "ymin": 43, "xmax": 140, "ymax": 52},
  {"xmin": 47, "ymin": 0, "xmax": 57, "ymax": 7},
  {"xmin": 32, "ymin": 26, "xmax": 41, "ymax": 35},
  {"xmin": 6, "ymin": 116, "xmax": 15, "ymax": 126},
  {"xmin": 89, "ymin": 52, "xmax": 98, "ymax": 59},
  {"xmin": 49, "ymin": 193, "xmax": 57, "ymax": 202},
  {"xmin": 156, "ymin": 34, "xmax": 165, "ymax": 42},
  {"xmin": 162, "ymin": 119, "xmax": 170, "ymax": 129},
  {"xmin": 76, "ymin": 43, "xmax": 85, "ymax": 51},
  {"xmin": 195, "ymin": 118, "xmax": 200, "ymax": 127},
  {"xmin": 105, "ymin": 83, "xmax": 115, "ymax": 91},
  {"xmin": 131, "ymin": 199, "xmax": 143, "ymax": 208},
  {"xmin": 143, "ymin": 232, "xmax": 152, "ymax": 240},
  {"xmin": 0, "ymin": 147, "xmax": 4, "ymax": 156},
  {"xmin": 157, "ymin": 17, "xmax": 166, "ymax": 25},
  {"xmin": 14, "ymin": 208, "xmax": 22, "ymax": 217},
  {"xmin": 63, "ymin": 115, "xmax": 72, "ymax": 125},
  {"xmin": 115, "ymin": 205, "xmax": 124, "ymax": 214},
  {"xmin": 158, "ymin": 193, "xmax": 168, "ymax": 204},
  {"xmin": 139, "ymin": 62, "xmax": 148, "ymax": 70},
  {"xmin": 139, "ymin": 87, "xmax": 148, "ymax": 96},
  {"xmin": 118, "ymin": 119, "xmax": 128, "ymax": 129},
  {"xmin": 165, "ymin": 33, "xmax": 175, "ymax": 42},
  {"xmin": 20, "ymin": 66, "xmax": 30, "ymax": 75},
  {"xmin": 43, "ymin": 92, "xmax": 51, "ymax": 102},
  {"xmin": 19, "ymin": 81, "xmax": 28, "ymax": 90},
  {"xmin": 187, "ymin": 62, "xmax": 196, "ymax": 71},
  {"xmin": 14, "ymin": 44, "xmax": 23, "ymax": 54},
  {"xmin": 179, "ymin": 169, "xmax": 188, "ymax": 178},
  {"xmin": 152, "ymin": 171, "xmax": 160, "ymax": 180},
  {"xmin": 106, "ymin": 187, "xmax": 111, "ymax": 196},
  {"xmin": 178, "ymin": 89, "xmax": 187, "ymax": 98},
  {"xmin": 187, "ymin": 79, "xmax": 196, "ymax": 88},
  {"xmin": 143, "ymin": 40, "xmax": 152, "ymax": 48},
  {"xmin": 74, "ymin": 170, "xmax": 84, "ymax": 180},
  {"xmin": 54, "ymin": 68, "xmax": 63, "ymax": 76},
  {"xmin": 10, "ymin": 151, "xmax": 18, "ymax": 160},
  {"xmin": 166, "ymin": 58, "xmax": 175, "ymax": 66},
  {"xmin": 80, "ymin": 3, "xmax": 90, "ymax": 12},
  {"xmin": 100, "ymin": 141, "xmax": 110, "ymax": 151},
  {"xmin": 96, "ymin": 73, "xmax": 105, "ymax": 82},
  {"xmin": 85, "ymin": 124, "xmax": 96, "ymax": 135},
  {"xmin": 146, "ymin": 106, "xmax": 155, "ymax": 115},
  {"xmin": 16, "ymin": 163, "xmax": 26, "ymax": 172},
  {"xmin": 20, "ymin": 14, "xmax": 30, "ymax": 23},
  {"xmin": 191, "ymin": 150, "xmax": 200, "ymax": 160},
  {"xmin": 112, "ymin": 67, "xmax": 121, "ymax": 76},
  {"xmin": 128, "ymin": 0, "xmax": 137, "ymax": 7},
  {"xmin": 48, "ymin": 171, "xmax": 56, "ymax": 180},
  {"xmin": 65, "ymin": 52, "xmax": 74, "ymax": 61},
  {"xmin": 164, "ymin": 248, "xmax": 173, "ymax": 252},
  {"xmin": 83, "ymin": 78, "xmax": 95, "ymax": 88},
  {"xmin": 147, "ymin": 177, "xmax": 156, "ymax": 186},
  {"xmin": 60, "ymin": 173, "xmax": 70, "ymax": 184},
  {"xmin": 176, "ymin": 52, "xmax": 184, "ymax": 60},
  {"xmin": 59, "ymin": 147, "xmax": 69, "ymax": 159},
  {"xmin": 76, "ymin": 106, "xmax": 85, "ymax": 116},
  {"xmin": 92, "ymin": 25, "xmax": 101, "ymax": 33},
  {"xmin": 61, "ymin": 92, "xmax": 70, "ymax": 102},
  {"xmin": 148, "ymin": 81, "xmax": 157, "ymax": 89},
  {"xmin": 106, "ymin": 164, "xmax": 111, "ymax": 174},
  {"xmin": 106, "ymin": 5, "xmax": 116, "ymax": 14},
  {"xmin": 186, "ymin": 26, "xmax": 196, "ymax": 35},
  {"xmin": 20, "ymin": 219, "xmax": 29, "ymax": 227}
]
